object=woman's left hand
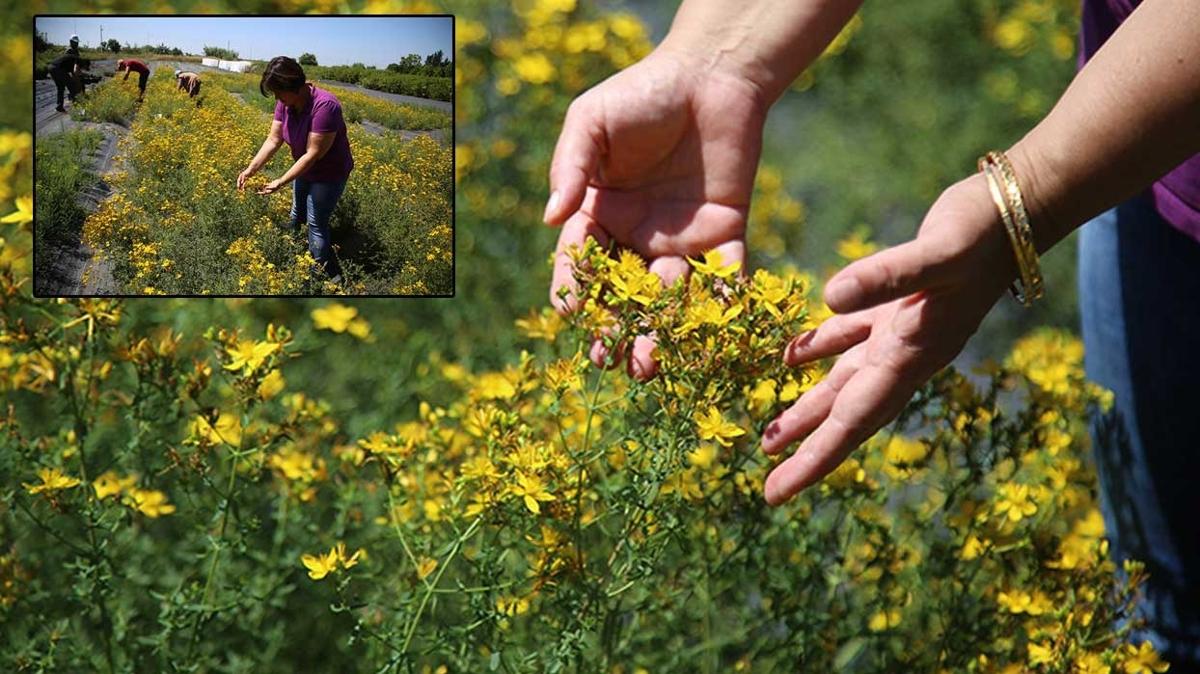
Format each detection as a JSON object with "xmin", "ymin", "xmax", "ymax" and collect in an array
[
  {"xmin": 761, "ymin": 171, "xmax": 1021, "ymax": 505},
  {"xmin": 257, "ymin": 179, "xmax": 284, "ymax": 195}
]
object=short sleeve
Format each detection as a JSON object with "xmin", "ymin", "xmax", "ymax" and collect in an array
[
  {"xmin": 273, "ymin": 101, "xmax": 285, "ymax": 122},
  {"xmin": 311, "ymin": 99, "xmax": 342, "ymax": 134}
]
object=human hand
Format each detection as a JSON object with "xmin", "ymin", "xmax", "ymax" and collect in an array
[
  {"xmin": 761, "ymin": 171, "xmax": 1019, "ymax": 505},
  {"xmin": 256, "ymin": 179, "xmax": 283, "ymax": 195},
  {"xmin": 237, "ymin": 167, "xmax": 256, "ymax": 191},
  {"xmin": 545, "ymin": 47, "xmax": 770, "ymax": 379}
]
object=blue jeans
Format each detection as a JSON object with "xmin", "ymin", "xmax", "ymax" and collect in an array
[
  {"xmin": 1079, "ymin": 194, "xmax": 1200, "ymax": 669},
  {"xmin": 289, "ymin": 177, "xmax": 346, "ymax": 279}
]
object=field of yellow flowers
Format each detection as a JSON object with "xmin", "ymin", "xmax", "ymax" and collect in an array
[
  {"xmin": 55, "ymin": 65, "xmax": 452, "ymax": 295},
  {"xmin": 2, "ymin": 0, "xmax": 1176, "ymax": 673}
]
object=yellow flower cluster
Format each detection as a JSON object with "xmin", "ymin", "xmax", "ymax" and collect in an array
[{"xmin": 93, "ymin": 471, "xmax": 177, "ymax": 518}]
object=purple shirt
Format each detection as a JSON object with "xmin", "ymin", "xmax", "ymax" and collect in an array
[
  {"xmin": 273, "ymin": 84, "xmax": 354, "ymax": 183},
  {"xmin": 1081, "ymin": 0, "xmax": 1200, "ymax": 242}
]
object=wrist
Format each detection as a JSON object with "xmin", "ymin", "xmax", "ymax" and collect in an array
[
  {"xmin": 658, "ymin": 25, "xmax": 770, "ymax": 101},
  {"xmin": 1005, "ymin": 138, "xmax": 1074, "ymax": 255},
  {"xmin": 660, "ymin": 0, "xmax": 864, "ymax": 107}
]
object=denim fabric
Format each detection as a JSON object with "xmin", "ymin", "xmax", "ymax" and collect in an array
[
  {"xmin": 1079, "ymin": 194, "xmax": 1200, "ymax": 670},
  {"xmin": 289, "ymin": 176, "xmax": 346, "ymax": 280}
]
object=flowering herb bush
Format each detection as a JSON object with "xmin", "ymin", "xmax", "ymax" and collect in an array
[{"xmin": 0, "ymin": 231, "xmax": 1167, "ymax": 671}]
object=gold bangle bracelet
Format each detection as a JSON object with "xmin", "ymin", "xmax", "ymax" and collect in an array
[
  {"xmin": 978, "ymin": 158, "xmax": 1034, "ymax": 306},
  {"xmin": 978, "ymin": 151, "xmax": 1043, "ymax": 306},
  {"xmin": 984, "ymin": 151, "xmax": 1044, "ymax": 302}
]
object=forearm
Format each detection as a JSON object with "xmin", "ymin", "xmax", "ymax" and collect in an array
[
  {"xmin": 247, "ymin": 139, "xmax": 282, "ymax": 173},
  {"xmin": 660, "ymin": 0, "xmax": 863, "ymax": 106},
  {"xmin": 1009, "ymin": 0, "xmax": 1200, "ymax": 252},
  {"xmin": 276, "ymin": 152, "xmax": 320, "ymax": 185}
]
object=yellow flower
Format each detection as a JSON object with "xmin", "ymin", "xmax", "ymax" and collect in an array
[
  {"xmin": 257, "ymin": 369, "xmax": 285, "ymax": 399},
  {"xmin": 346, "ymin": 318, "xmax": 372, "ymax": 340},
  {"xmin": 747, "ymin": 378, "xmax": 777, "ymax": 416},
  {"xmin": 1075, "ymin": 652, "xmax": 1111, "ymax": 674},
  {"xmin": 994, "ymin": 483, "xmax": 1038, "ymax": 523},
  {"xmin": 512, "ymin": 53, "xmax": 556, "ymax": 84},
  {"xmin": 694, "ymin": 406, "xmax": 745, "ymax": 448},
  {"xmin": 301, "ymin": 548, "xmax": 339, "ymax": 581},
  {"xmin": 223, "ymin": 338, "xmax": 278, "ymax": 374},
  {"xmin": 836, "ymin": 227, "xmax": 878, "ymax": 261},
  {"xmin": 996, "ymin": 589, "xmax": 1052, "ymax": 615},
  {"xmin": 474, "ymin": 371, "xmax": 518, "ymax": 400},
  {"xmin": 24, "ymin": 467, "xmax": 81, "ymax": 495},
  {"xmin": 193, "ymin": 412, "xmax": 243, "ymax": 448},
  {"xmin": 688, "ymin": 249, "xmax": 740, "ymax": 279},
  {"xmin": 994, "ymin": 17, "xmax": 1034, "ymax": 55},
  {"xmin": 1028, "ymin": 641, "xmax": 1056, "ymax": 667},
  {"xmin": 460, "ymin": 455, "xmax": 501, "ymax": 482},
  {"xmin": 510, "ymin": 471, "xmax": 555, "ymax": 515},
  {"xmin": 687, "ymin": 444, "xmax": 718, "ymax": 470},
  {"xmin": 1122, "ymin": 641, "xmax": 1169, "ymax": 674},
  {"xmin": 515, "ymin": 308, "xmax": 563, "ymax": 342},
  {"xmin": 93, "ymin": 471, "xmax": 137, "ymax": 500},
  {"xmin": 544, "ymin": 354, "xmax": 584, "ymax": 392},
  {"xmin": 416, "ymin": 557, "xmax": 438, "ymax": 580},
  {"xmin": 882, "ymin": 435, "xmax": 929, "ymax": 479},
  {"xmin": 675, "ymin": 296, "xmax": 744, "ymax": 337},
  {"xmin": 867, "ymin": 608, "xmax": 901, "ymax": 632},
  {"xmin": 311, "ymin": 303, "xmax": 359, "ymax": 333},
  {"xmin": 125, "ymin": 487, "xmax": 176, "ymax": 518},
  {"xmin": 0, "ymin": 195, "xmax": 32, "ymax": 225},
  {"xmin": 610, "ymin": 249, "xmax": 660, "ymax": 306},
  {"xmin": 960, "ymin": 534, "xmax": 987, "ymax": 561},
  {"xmin": 301, "ymin": 542, "xmax": 365, "ymax": 581},
  {"xmin": 335, "ymin": 542, "xmax": 364, "ymax": 570},
  {"xmin": 496, "ymin": 594, "xmax": 530, "ymax": 616}
]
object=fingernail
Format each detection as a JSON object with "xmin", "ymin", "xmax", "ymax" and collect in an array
[
  {"xmin": 764, "ymin": 421, "xmax": 779, "ymax": 439},
  {"xmin": 824, "ymin": 276, "xmax": 858, "ymax": 309},
  {"xmin": 543, "ymin": 190, "xmax": 560, "ymax": 223}
]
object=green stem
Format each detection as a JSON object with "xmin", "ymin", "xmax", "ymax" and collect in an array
[
  {"xmin": 186, "ymin": 420, "xmax": 246, "ymax": 662},
  {"xmin": 399, "ymin": 516, "xmax": 482, "ymax": 654}
]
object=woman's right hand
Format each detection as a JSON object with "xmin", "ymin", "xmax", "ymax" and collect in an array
[
  {"xmin": 237, "ymin": 166, "xmax": 255, "ymax": 191},
  {"xmin": 544, "ymin": 46, "xmax": 770, "ymax": 378}
]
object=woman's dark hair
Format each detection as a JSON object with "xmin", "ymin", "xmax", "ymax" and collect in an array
[{"xmin": 259, "ymin": 56, "xmax": 306, "ymax": 97}]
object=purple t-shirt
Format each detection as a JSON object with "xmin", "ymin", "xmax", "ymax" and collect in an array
[
  {"xmin": 1081, "ymin": 0, "xmax": 1200, "ymax": 242},
  {"xmin": 273, "ymin": 83, "xmax": 354, "ymax": 183}
]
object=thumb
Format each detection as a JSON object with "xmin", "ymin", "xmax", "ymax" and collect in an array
[
  {"xmin": 544, "ymin": 98, "xmax": 602, "ymax": 226},
  {"xmin": 823, "ymin": 239, "xmax": 950, "ymax": 313}
]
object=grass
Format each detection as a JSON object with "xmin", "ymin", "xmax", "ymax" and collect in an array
[
  {"xmin": 71, "ymin": 75, "xmax": 140, "ymax": 125},
  {"xmin": 33, "ymin": 129, "xmax": 103, "ymax": 283}
]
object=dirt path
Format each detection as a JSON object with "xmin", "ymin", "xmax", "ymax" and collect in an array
[{"xmin": 34, "ymin": 77, "xmax": 124, "ymax": 296}]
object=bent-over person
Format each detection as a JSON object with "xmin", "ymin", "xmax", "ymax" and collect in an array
[{"xmin": 174, "ymin": 69, "xmax": 201, "ymax": 98}]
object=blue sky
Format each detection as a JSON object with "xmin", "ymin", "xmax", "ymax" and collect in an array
[{"xmin": 36, "ymin": 16, "xmax": 453, "ymax": 69}]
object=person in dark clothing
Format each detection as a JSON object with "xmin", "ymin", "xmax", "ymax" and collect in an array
[{"xmin": 48, "ymin": 35, "xmax": 85, "ymax": 113}]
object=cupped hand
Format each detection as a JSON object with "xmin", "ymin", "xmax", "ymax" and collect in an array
[
  {"xmin": 237, "ymin": 167, "xmax": 254, "ymax": 192},
  {"xmin": 545, "ymin": 47, "xmax": 770, "ymax": 379},
  {"xmin": 761, "ymin": 172, "xmax": 1019, "ymax": 505},
  {"xmin": 257, "ymin": 179, "xmax": 283, "ymax": 195}
]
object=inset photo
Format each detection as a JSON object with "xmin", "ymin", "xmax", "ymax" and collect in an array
[{"xmin": 33, "ymin": 15, "xmax": 453, "ymax": 296}]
